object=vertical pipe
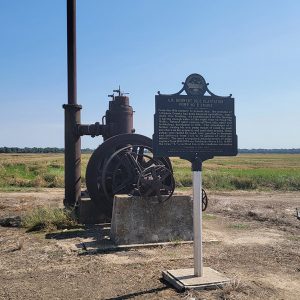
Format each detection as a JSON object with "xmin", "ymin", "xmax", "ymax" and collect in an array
[
  {"xmin": 67, "ymin": 0, "xmax": 77, "ymax": 105},
  {"xmin": 193, "ymin": 171, "xmax": 203, "ymax": 277},
  {"xmin": 63, "ymin": 0, "xmax": 81, "ymax": 208}
]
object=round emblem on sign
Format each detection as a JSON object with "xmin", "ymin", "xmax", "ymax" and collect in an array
[{"xmin": 184, "ymin": 73, "xmax": 207, "ymax": 96}]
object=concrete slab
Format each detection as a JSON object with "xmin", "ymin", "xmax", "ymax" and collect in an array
[
  {"xmin": 162, "ymin": 267, "xmax": 230, "ymax": 291},
  {"xmin": 78, "ymin": 240, "xmax": 194, "ymax": 255},
  {"xmin": 111, "ymin": 194, "xmax": 193, "ymax": 244}
]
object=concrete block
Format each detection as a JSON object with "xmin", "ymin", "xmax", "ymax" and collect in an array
[
  {"xmin": 110, "ymin": 194, "xmax": 193, "ymax": 245},
  {"xmin": 162, "ymin": 267, "xmax": 230, "ymax": 291},
  {"xmin": 78, "ymin": 197, "xmax": 108, "ymax": 224}
]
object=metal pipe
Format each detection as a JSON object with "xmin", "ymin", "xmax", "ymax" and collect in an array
[
  {"xmin": 67, "ymin": 0, "xmax": 77, "ymax": 105},
  {"xmin": 78, "ymin": 123, "xmax": 105, "ymax": 137},
  {"xmin": 63, "ymin": 0, "xmax": 81, "ymax": 208},
  {"xmin": 192, "ymin": 158, "xmax": 203, "ymax": 277},
  {"xmin": 193, "ymin": 170, "xmax": 203, "ymax": 277},
  {"xmin": 63, "ymin": 104, "xmax": 81, "ymax": 208}
]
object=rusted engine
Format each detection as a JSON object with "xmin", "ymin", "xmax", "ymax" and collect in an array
[
  {"xmin": 63, "ymin": 0, "xmax": 207, "ymax": 223},
  {"xmin": 83, "ymin": 89, "xmax": 175, "ymax": 219}
]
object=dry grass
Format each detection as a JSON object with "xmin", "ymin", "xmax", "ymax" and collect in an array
[
  {"xmin": 21, "ymin": 207, "xmax": 78, "ymax": 232},
  {"xmin": 15, "ymin": 237, "xmax": 25, "ymax": 251},
  {"xmin": 218, "ymin": 279, "xmax": 247, "ymax": 300},
  {"xmin": 172, "ymin": 154, "xmax": 300, "ymax": 191},
  {"xmin": 0, "ymin": 153, "xmax": 300, "ymax": 191},
  {"xmin": 0, "ymin": 153, "xmax": 90, "ymax": 190}
]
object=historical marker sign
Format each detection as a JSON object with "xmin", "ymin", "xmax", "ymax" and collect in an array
[
  {"xmin": 153, "ymin": 74, "xmax": 237, "ymax": 161},
  {"xmin": 156, "ymin": 74, "xmax": 237, "ymax": 282}
]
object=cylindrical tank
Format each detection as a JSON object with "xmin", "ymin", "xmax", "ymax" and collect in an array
[{"xmin": 103, "ymin": 95, "xmax": 134, "ymax": 140}]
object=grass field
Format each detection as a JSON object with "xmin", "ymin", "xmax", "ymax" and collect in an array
[{"xmin": 0, "ymin": 153, "xmax": 299, "ymax": 191}]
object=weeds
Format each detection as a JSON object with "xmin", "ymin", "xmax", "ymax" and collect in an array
[
  {"xmin": 219, "ymin": 278, "xmax": 246, "ymax": 300},
  {"xmin": 168, "ymin": 237, "xmax": 183, "ymax": 244},
  {"xmin": 203, "ymin": 213, "xmax": 217, "ymax": 220},
  {"xmin": 287, "ymin": 235, "xmax": 300, "ymax": 241},
  {"xmin": 22, "ymin": 207, "xmax": 77, "ymax": 232},
  {"xmin": 229, "ymin": 223, "xmax": 249, "ymax": 230},
  {"xmin": 16, "ymin": 237, "xmax": 24, "ymax": 251}
]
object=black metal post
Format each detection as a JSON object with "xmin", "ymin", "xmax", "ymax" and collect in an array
[
  {"xmin": 63, "ymin": 0, "xmax": 81, "ymax": 208},
  {"xmin": 67, "ymin": 0, "xmax": 77, "ymax": 104}
]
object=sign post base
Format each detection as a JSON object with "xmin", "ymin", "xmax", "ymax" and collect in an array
[
  {"xmin": 162, "ymin": 267, "xmax": 230, "ymax": 292},
  {"xmin": 162, "ymin": 158, "xmax": 230, "ymax": 292}
]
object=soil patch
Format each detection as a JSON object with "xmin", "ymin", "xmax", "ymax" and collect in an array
[{"xmin": 0, "ymin": 190, "xmax": 299, "ymax": 299}]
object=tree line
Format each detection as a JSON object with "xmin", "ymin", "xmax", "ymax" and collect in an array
[
  {"xmin": 0, "ymin": 147, "xmax": 300, "ymax": 154},
  {"xmin": 238, "ymin": 148, "xmax": 300, "ymax": 154},
  {"xmin": 0, "ymin": 147, "xmax": 93, "ymax": 153}
]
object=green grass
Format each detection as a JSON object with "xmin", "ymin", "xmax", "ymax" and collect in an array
[
  {"xmin": 21, "ymin": 207, "xmax": 78, "ymax": 232},
  {"xmin": 0, "ymin": 153, "xmax": 90, "ymax": 189},
  {"xmin": 229, "ymin": 223, "xmax": 250, "ymax": 230},
  {"xmin": 202, "ymin": 213, "xmax": 217, "ymax": 220},
  {"xmin": 287, "ymin": 235, "xmax": 300, "ymax": 241},
  {"xmin": 171, "ymin": 154, "xmax": 300, "ymax": 191},
  {"xmin": 0, "ymin": 153, "xmax": 300, "ymax": 191}
]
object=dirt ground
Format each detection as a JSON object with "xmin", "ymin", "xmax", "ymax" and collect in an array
[{"xmin": 0, "ymin": 189, "xmax": 299, "ymax": 300}]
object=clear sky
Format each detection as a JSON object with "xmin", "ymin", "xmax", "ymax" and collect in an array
[{"xmin": 0, "ymin": 0, "xmax": 299, "ymax": 149}]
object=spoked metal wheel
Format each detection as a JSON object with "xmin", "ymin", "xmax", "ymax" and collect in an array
[
  {"xmin": 137, "ymin": 164, "xmax": 175, "ymax": 202},
  {"xmin": 85, "ymin": 134, "xmax": 173, "ymax": 219},
  {"xmin": 202, "ymin": 188, "xmax": 208, "ymax": 211},
  {"xmin": 101, "ymin": 144, "xmax": 172, "ymax": 200}
]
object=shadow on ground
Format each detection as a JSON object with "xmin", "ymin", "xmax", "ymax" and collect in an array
[
  {"xmin": 45, "ymin": 223, "xmax": 114, "ymax": 251},
  {"xmin": 104, "ymin": 280, "xmax": 170, "ymax": 300}
]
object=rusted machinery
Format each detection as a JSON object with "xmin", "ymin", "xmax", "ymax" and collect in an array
[
  {"xmin": 63, "ymin": 0, "xmax": 206, "ymax": 222},
  {"xmin": 84, "ymin": 89, "xmax": 175, "ymax": 219},
  {"xmin": 63, "ymin": 0, "xmax": 174, "ymax": 221}
]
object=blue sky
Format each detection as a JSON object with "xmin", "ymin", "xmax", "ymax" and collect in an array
[{"xmin": 0, "ymin": 0, "xmax": 299, "ymax": 149}]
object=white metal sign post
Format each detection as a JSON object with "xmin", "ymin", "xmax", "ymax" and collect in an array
[
  {"xmin": 158, "ymin": 74, "xmax": 236, "ymax": 290},
  {"xmin": 193, "ymin": 169, "xmax": 203, "ymax": 277},
  {"xmin": 163, "ymin": 157, "xmax": 230, "ymax": 290}
]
